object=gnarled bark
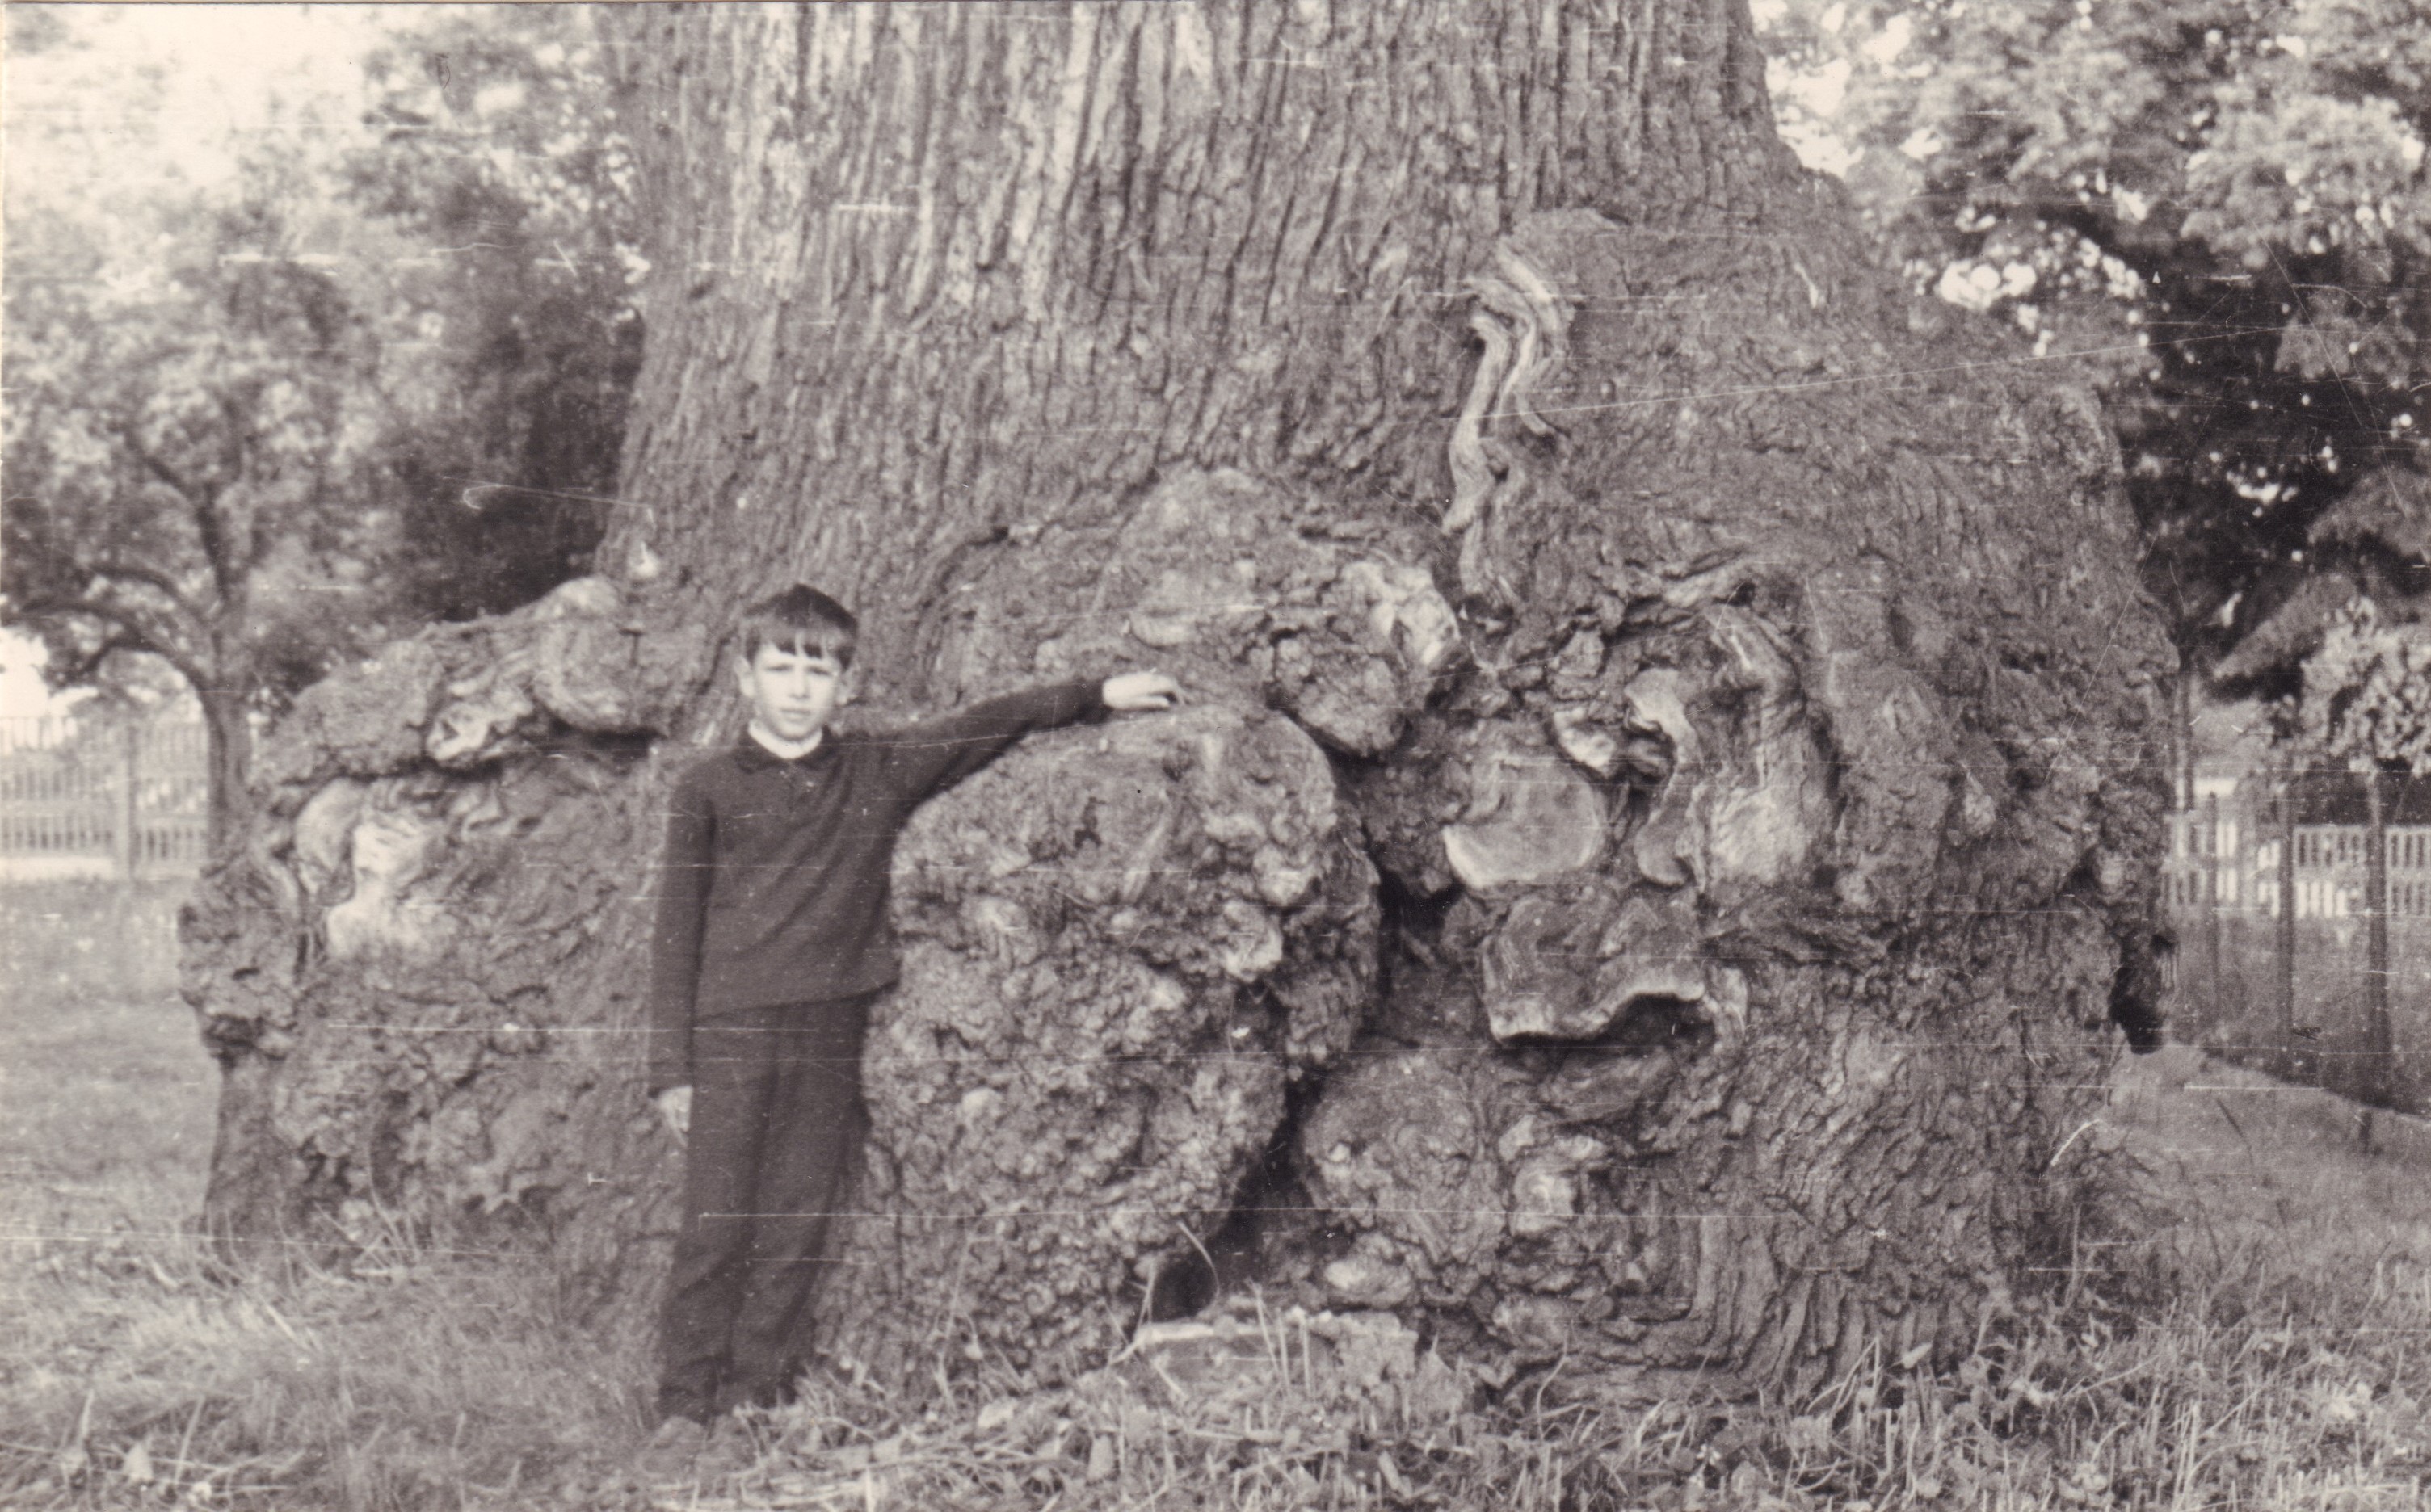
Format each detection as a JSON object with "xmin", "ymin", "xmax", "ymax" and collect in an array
[{"xmin": 187, "ymin": 0, "xmax": 2170, "ymax": 1403}]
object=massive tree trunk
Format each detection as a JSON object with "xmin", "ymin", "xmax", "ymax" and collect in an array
[{"xmin": 185, "ymin": 0, "xmax": 2172, "ymax": 1406}]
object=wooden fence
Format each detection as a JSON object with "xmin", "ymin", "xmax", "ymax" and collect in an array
[{"xmin": 0, "ymin": 712, "xmax": 209, "ymax": 880}]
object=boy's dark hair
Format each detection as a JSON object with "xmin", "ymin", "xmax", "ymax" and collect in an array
[{"xmin": 738, "ymin": 584, "xmax": 858, "ymax": 668}]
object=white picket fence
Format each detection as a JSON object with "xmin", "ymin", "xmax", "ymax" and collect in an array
[
  {"xmin": 2164, "ymin": 808, "xmax": 2431, "ymax": 920},
  {"xmin": 0, "ymin": 713, "xmax": 209, "ymax": 880}
]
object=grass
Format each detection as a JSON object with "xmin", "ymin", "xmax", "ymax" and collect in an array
[
  {"xmin": 2, "ymin": 886, "xmax": 2427, "ymax": 1510},
  {"xmin": 0, "ymin": 885, "xmax": 649, "ymax": 1510},
  {"xmin": 655, "ymin": 1055, "xmax": 2431, "ymax": 1511}
]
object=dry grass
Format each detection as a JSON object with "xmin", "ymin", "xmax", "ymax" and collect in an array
[
  {"xmin": 0, "ymin": 886, "xmax": 646, "ymax": 1510},
  {"xmin": 2, "ymin": 884, "xmax": 2426, "ymax": 1510},
  {"xmin": 620, "ymin": 1052, "xmax": 2431, "ymax": 1512},
  {"xmin": 2, "ymin": 1221, "xmax": 649, "ymax": 1509}
]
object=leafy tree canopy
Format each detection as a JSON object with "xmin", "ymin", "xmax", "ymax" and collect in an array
[
  {"xmin": 1760, "ymin": 0, "xmax": 2429, "ymax": 708},
  {"xmin": 2, "ymin": 6, "xmax": 406, "ymax": 712},
  {"xmin": 2, "ymin": 4, "xmax": 641, "ymax": 729},
  {"xmin": 343, "ymin": 4, "xmax": 645, "ymax": 620}
]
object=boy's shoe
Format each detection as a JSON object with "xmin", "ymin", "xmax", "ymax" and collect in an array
[{"xmin": 633, "ymin": 1415, "xmax": 710, "ymax": 1482}]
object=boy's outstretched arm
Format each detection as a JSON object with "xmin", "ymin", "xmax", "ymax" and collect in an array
[{"xmin": 878, "ymin": 673, "xmax": 1180, "ymax": 808}]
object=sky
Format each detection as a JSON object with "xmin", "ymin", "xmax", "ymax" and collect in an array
[
  {"xmin": 0, "ymin": 639, "xmax": 66, "ymax": 719},
  {"xmin": 6, "ymin": 3, "xmax": 389, "ymax": 192}
]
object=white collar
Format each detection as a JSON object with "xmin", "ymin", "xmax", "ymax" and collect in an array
[{"xmin": 747, "ymin": 723, "xmax": 826, "ymax": 762}]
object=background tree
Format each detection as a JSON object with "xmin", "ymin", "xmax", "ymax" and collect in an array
[
  {"xmin": 343, "ymin": 4, "xmax": 646, "ymax": 621},
  {"xmin": 2, "ymin": 4, "xmax": 642, "ymax": 849},
  {"xmin": 3, "ymin": 145, "xmax": 402, "ymax": 850},
  {"xmin": 187, "ymin": 0, "xmax": 2170, "ymax": 1406},
  {"xmin": 1758, "ymin": 0, "xmax": 2429, "ymax": 750}
]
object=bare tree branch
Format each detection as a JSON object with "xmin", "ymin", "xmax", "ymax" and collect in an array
[
  {"xmin": 115, "ymin": 426, "xmax": 205, "ymax": 506},
  {"xmin": 88, "ymin": 559, "xmax": 210, "ymax": 635},
  {"xmin": 216, "ymin": 392, "xmax": 260, "ymax": 577},
  {"xmin": 15, "ymin": 594, "xmax": 215, "ymax": 697},
  {"xmin": 114, "ymin": 424, "xmax": 237, "ymax": 604},
  {"xmin": 50, "ymin": 628, "xmax": 141, "ymax": 689}
]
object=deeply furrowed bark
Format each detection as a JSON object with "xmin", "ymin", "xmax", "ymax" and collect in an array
[{"xmin": 187, "ymin": 0, "xmax": 2170, "ymax": 1402}]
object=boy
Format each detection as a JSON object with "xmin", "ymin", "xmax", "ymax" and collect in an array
[{"xmin": 638, "ymin": 584, "xmax": 1174, "ymax": 1469}]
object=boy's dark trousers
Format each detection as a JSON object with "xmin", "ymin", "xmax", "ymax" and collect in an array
[{"xmin": 656, "ymin": 989, "xmax": 878, "ymax": 1423}]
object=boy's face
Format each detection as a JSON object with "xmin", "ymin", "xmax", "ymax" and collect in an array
[{"xmin": 738, "ymin": 642, "xmax": 847, "ymax": 742}]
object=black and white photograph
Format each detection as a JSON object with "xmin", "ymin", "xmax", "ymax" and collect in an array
[{"xmin": 3, "ymin": 2, "xmax": 2428, "ymax": 1506}]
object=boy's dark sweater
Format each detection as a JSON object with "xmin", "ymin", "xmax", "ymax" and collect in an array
[{"xmin": 646, "ymin": 679, "xmax": 1106, "ymax": 1095}]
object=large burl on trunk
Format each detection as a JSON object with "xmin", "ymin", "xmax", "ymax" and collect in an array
[{"xmin": 187, "ymin": 0, "xmax": 2171, "ymax": 1402}]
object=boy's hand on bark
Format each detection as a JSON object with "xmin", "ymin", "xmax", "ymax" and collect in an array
[
  {"xmin": 655, "ymin": 1085, "xmax": 692, "ymax": 1142},
  {"xmin": 1103, "ymin": 671, "xmax": 1180, "ymax": 712}
]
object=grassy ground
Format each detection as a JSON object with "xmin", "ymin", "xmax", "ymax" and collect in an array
[
  {"xmin": 0, "ymin": 885, "xmax": 649, "ymax": 1510},
  {"xmin": 2, "ymin": 888, "xmax": 2426, "ymax": 1509}
]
